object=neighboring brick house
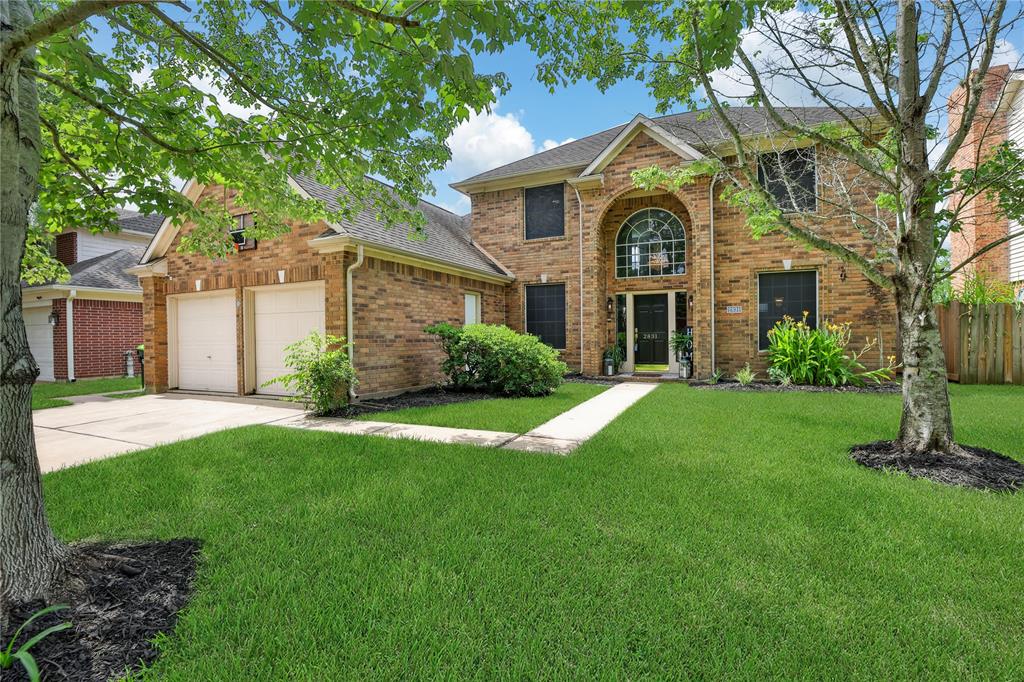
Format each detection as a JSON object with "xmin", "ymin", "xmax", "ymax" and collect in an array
[
  {"xmin": 947, "ymin": 65, "xmax": 1024, "ymax": 292},
  {"xmin": 131, "ymin": 107, "xmax": 898, "ymax": 398},
  {"xmin": 23, "ymin": 211, "xmax": 161, "ymax": 382}
]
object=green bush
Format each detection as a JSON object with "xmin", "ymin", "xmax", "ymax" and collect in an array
[
  {"xmin": 766, "ymin": 313, "xmax": 896, "ymax": 387},
  {"xmin": 262, "ymin": 331, "xmax": 357, "ymax": 414},
  {"xmin": 735, "ymin": 363, "xmax": 756, "ymax": 385},
  {"xmin": 424, "ymin": 323, "xmax": 567, "ymax": 396}
]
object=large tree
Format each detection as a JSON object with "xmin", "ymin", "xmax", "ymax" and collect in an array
[
  {"xmin": 531, "ymin": 0, "xmax": 1023, "ymax": 456},
  {"xmin": 1, "ymin": 0, "xmax": 527, "ymax": 613}
]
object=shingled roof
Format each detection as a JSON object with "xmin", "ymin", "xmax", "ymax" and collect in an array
[
  {"xmin": 454, "ymin": 106, "xmax": 876, "ymax": 187},
  {"xmin": 65, "ymin": 246, "xmax": 145, "ymax": 291},
  {"xmin": 118, "ymin": 212, "xmax": 164, "ymax": 236},
  {"xmin": 291, "ymin": 174, "xmax": 505, "ymax": 278}
]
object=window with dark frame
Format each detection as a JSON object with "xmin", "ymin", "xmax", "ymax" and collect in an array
[
  {"xmin": 525, "ymin": 283, "xmax": 566, "ymax": 349},
  {"xmin": 229, "ymin": 213, "xmax": 257, "ymax": 251},
  {"xmin": 757, "ymin": 148, "xmax": 817, "ymax": 213},
  {"xmin": 524, "ymin": 183, "xmax": 565, "ymax": 240},
  {"xmin": 758, "ymin": 271, "xmax": 817, "ymax": 351}
]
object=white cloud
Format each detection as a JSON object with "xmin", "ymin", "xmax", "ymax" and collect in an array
[
  {"xmin": 993, "ymin": 38, "xmax": 1022, "ymax": 69},
  {"xmin": 444, "ymin": 101, "xmax": 577, "ymax": 179},
  {"xmin": 708, "ymin": 8, "xmax": 870, "ymax": 108},
  {"xmin": 131, "ymin": 66, "xmax": 268, "ymax": 120}
]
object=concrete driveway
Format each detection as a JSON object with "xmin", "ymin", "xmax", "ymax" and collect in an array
[{"xmin": 34, "ymin": 393, "xmax": 304, "ymax": 473}]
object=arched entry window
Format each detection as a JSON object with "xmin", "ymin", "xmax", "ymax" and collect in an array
[{"xmin": 615, "ymin": 208, "xmax": 686, "ymax": 278}]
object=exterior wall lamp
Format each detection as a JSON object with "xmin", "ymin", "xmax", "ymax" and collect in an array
[
  {"xmin": 607, "ymin": 297, "xmax": 614, "ymax": 314},
  {"xmin": 47, "ymin": 311, "xmax": 59, "ymax": 326}
]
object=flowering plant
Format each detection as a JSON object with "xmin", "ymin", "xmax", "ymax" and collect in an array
[{"xmin": 766, "ymin": 312, "xmax": 898, "ymax": 386}]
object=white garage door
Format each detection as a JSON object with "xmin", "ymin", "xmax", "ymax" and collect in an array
[
  {"xmin": 174, "ymin": 293, "xmax": 237, "ymax": 392},
  {"xmin": 253, "ymin": 283, "xmax": 325, "ymax": 395},
  {"xmin": 25, "ymin": 307, "xmax": 55, "ymax": 382}
]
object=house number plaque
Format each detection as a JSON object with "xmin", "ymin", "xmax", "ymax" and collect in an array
[{"xmin": 725, "ymin": 305, "xmax": 743, "ymax": 314}]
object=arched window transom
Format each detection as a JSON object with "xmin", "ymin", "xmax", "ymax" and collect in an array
[{"xmin": 615, "ymin": 208, "xmax": 686, "ymax": 278}]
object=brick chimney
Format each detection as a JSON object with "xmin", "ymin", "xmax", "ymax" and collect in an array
[
  {"xmin": 946, "ymin": 65, "xmax": 1013, "ymax": 287},
  {"xmin": 55, "ymin": 231, "xmax": 78, "ymax": 267}
]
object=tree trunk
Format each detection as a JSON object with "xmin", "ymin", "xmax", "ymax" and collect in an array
[
  {"xmin": 0, "ymin": 0, "xmax": 73, "ymax": 617},
  {"xmin": 893, "ymin": 277, "xmax": 956, "ymax": 454}
]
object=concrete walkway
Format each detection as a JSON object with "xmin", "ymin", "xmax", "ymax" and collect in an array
[
  {"xmin": 34, "ymin": 393, "xmax": 303, "ymax": 473},
  {"xmin": 279, "ymin": 382, "xmax": 658, "ymax": 455}
]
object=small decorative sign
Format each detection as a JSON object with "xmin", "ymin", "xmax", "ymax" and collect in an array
[{"xmin": 725, "ymin": 305, "xmax": 743, "ymax": 314}]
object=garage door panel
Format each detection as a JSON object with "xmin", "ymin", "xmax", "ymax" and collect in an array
[
  {"xmin": 253, "ymin": 284, "xmax": 325, "ymax": 395},
  {"xmin": 25, "ymin": 307, "xmax": 55, "ymax": 382},
  {"xmin": 175, "ymin": 293, "xmax": 237, "ymax": 393}
]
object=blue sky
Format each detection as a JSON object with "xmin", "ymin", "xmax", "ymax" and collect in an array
[{"xmin": 427, "ymin": 41, "xmax": 671, "ymax": 213}]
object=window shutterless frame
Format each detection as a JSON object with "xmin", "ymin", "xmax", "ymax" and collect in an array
[
  {"xmin": 523, "ymin": 183, "xmax": 566, "ymax": 241},
  {"xmin": 756, "ymin": 146, "xmax": 818, "ymax": 214},
  {"xmin": 523, "ymin": 282, "xmax": 567, "ymax": 350},
  {"xmin": 756, "ymin": 269, "xmax": 819, "ymax": 351},
  {"xmin": 614, "ymin": 208, "xmax": 687, "ymax": 279}
]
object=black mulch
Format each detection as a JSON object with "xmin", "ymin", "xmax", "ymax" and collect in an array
[
  {"xmin": 339, "ymin": 386, "xmax": 491, "ymax": 417},
  {"xmin": 4, "ymin": 539, "xmax": 200, "ymax": 682},
  {"xmin": 564, "ymin": 374, "xmax": 621, "ymax": 386},
  {"xmin": 693, "ymin": 380, "xmax": 901, "ymax": 394},
  {"xmin": 851, "ymin": 441, "xmax": 1024, "ymax": 492}
]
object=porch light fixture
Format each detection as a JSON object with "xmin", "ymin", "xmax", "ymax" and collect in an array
[
  {"xmin": 607, "ymin": 297, "xmax": 614, "ymax": 314},
  {"xmin": 47, "ymin": 311, "xmax": 59, "ymax": 326}
]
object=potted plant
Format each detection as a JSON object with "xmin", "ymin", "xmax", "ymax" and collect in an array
[
  {"xmin": 670, "ymin": 331, "xmax": 693, "ymax": 378},
  {"xmin": 603, "ymin": 344, "xmax": 625, "ymax": 376}
]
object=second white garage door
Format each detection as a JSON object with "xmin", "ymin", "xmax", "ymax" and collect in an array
[
  {"xmin": 174, "ymin": 292, "xmax": 237, "ymax": 393},
  {"xmin": 25, "ymin": 307, "xmax": 55, "ymax": 382},
  {"xmin": 252, "ymin": 282, "xmax": 325, "ymax": 395}
]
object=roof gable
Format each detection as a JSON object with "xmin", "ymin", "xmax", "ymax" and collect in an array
[{"xmin": 581, "ymin": 115, "xmax": 704, "ymax": 176}]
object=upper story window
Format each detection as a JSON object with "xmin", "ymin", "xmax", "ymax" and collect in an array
[
  {"xmin": 524, "ymin": 183, "xmax": 565, "ymax": 240},
  {"xmin": 757, "ymin": 147, "xmax": 817, "ymax": 213},
  {"xmin": 230, "ymin": 213, "xmax": 257, "ymax": 251},
  {"xmin": 615, "ymin": 208, "xmax": 686, "ymax": 279}
]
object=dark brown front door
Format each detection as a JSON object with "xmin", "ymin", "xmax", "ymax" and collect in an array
[{"xmin": 634, "ymin": 294, "xmax": 668, "ymax": 365}]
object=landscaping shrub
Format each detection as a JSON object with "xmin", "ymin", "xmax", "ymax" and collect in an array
[
  {"xmin": 735, "ymin": 363, "xmax": 756, "ymax": 385},
  {"xmin": 262, "ymin": 331, "xmax": 356, "ymax": 414},
  {"xmin": 425, "ymin": 323, "xmax": 567, "ymax": 396},
  {"xmin": 766, "ymin": 313, "xmax": 896, "ymax": 387}
]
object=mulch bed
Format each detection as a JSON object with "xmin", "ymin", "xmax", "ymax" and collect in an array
[
  {"xmin": 340, "ymin": 387, "xmax": 492, "ymax": 417},
  {"xmin": 5, "ymin": 539, "xmax": 200, "ymax": 682},
  {"xmin": 564, "ymin": 374, "xmax": 621, "ymax": 386},
  {"xmin": 692, "ymin": 380, "xmax": 901, "ymax": 394},
  {"xmin": 851, "ymin": 441, "xmax": 1024, "ymax": 492}
]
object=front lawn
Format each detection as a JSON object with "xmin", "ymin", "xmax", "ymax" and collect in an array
[
  {"xmin": 42, "ymin": 383, "xmax": 1024, "ymax": 678},
  {"xmin": 33, "ymin": 376, "xmax": 142, "ymax": 410},
  {"xmin": 354, "ymin": 381, "xmax": 607, "ymax": 432}
]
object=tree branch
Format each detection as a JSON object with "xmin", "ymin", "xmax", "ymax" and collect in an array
[
  {"xmin": 939, "ymin": 228, "xmax": 1024, "ymax": 280},
  {"xmin": 40, "ymin": 116, "xmax": 107, "ymax": 197},
  {"xmin": 327, "ymin": 0, "xmax": 420, "ymax": 28},
  {"xmin": 1, "ymin": 0, "xmax": 140, "ymax": 65}
]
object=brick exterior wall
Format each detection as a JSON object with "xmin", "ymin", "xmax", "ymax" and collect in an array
[
  {"xmin": 143, "ymin": 183, "xmax": 505, "ymax": 397},
  {"xmin": 351, "ymin": 256, "xmax": 505, "ymax": 396},
  {"xmin": 948, "ymin": 65, "xmax": 1012, "ymax": 287},
  {"xmin": 50, "ymin": 298, "xmax": 143, "ymax": 380},
  {"xmin": 71, "ymin": 299, "xmax": 142, "ymax": 378},
  {"xmin": 55, "ymin": 232, "xmax": 77, "ymax": 266},
  {"xmin": 470, "ymin": 130, "xmax": 897, "ymax": 377}
]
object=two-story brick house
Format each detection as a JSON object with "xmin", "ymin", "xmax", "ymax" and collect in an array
[{"xmin": 131, "ymin": 107, "xmax": 897, "ymax": 398}]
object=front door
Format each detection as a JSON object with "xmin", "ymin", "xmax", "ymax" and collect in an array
[{"xmin": 634, "ymin": 294, "xmax": 668, "ymax": 365}]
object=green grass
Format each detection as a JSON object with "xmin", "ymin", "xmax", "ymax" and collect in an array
[
  {"xmin": 42, "ymin": 383, "xmax": 1024, "ymax": 679},
  {"xmin": 354, "ymin": 382, "xmax": 607, "ymax": 433},
  {"xmin": 32, "ymin": 376, "xmax": 142, "ymax": 410}
]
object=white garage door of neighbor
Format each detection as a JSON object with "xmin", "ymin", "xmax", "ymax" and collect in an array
[
  {"xmin": 174, "ymin": 293, "xmax": 238, "ymax": 392},
  {"xmin": 253, "ymin": 283, "xmax": 325, "ymax": 395},
  {"xmin": 25, "ymin": 307, "xmax": 55, "ymax": 382}
]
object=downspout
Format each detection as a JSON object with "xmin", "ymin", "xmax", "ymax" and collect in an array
[
  {"xmin": 66, "ymin": 290, "xmax": 76, "ymax": 382},
  {"xmin": 345, "ymin": 244, "xmax": 365, "ymax": 400},
  {"xmin": 573, "ymin": 184, "xmax": 585, "ymax": 373},
  {"xmin": 709, "ymin": 174, "xmax": 720, "ymax": 375}
]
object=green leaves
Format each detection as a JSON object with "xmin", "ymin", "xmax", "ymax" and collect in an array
[
  {"xmin": 0, "ymin": 604, "xmax": 72, "ymax": 682},
  {"xmin": 23, "ymin": 0, "xmax": 535, "ymax": 267}
]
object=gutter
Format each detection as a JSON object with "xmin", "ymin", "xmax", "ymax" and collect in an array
[
  {"xmin": 709, "ymin": 173, "xmax": 721, "ymax": 375},
  {"xmin": 66, "ymin": 289, "xmax": 76, "ymax": 382},
  {"xmin": 572, "ymin": 184, "xmax": 585, "ymax": 373},
  {"xmin": 346, "ymin": 244, "xmax": 365, "ymax": 400}
]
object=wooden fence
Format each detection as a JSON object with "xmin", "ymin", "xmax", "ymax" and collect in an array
[{"xmin": 936, "ymin": 301, "xmax": 1024, "ymax": 384}]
